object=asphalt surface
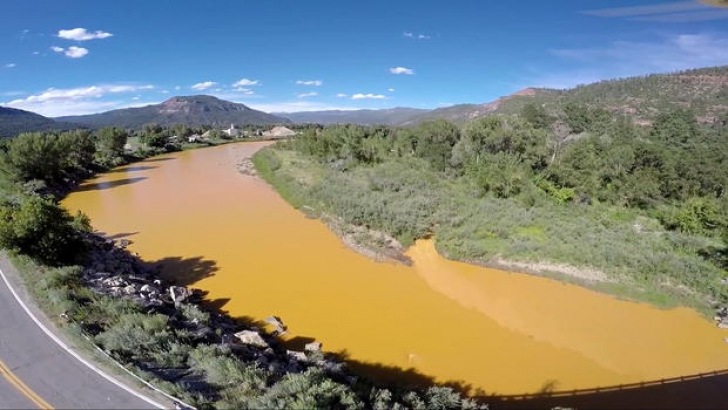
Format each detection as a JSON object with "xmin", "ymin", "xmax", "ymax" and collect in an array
[{"xmin": 0, "ymin": 256, "xmax": 159, "ymax": 409}]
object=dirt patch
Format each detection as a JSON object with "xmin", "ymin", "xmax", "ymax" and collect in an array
[
  {"xmin": 237, "ymin": 157, "xmax": 259, "ymax": 178},
  {"xmin": 490, "ymin": 257, "xmax": 613, "ymax": 283},
  {"xmin": 320, "ymin": 215, "xmax": 412, "ymax": 266}
]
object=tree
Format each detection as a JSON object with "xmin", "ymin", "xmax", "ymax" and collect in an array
[
  {"xmin": 96, "ymin": 127, "xmax": 128, "ymax": 164},
  {"xmin": 59, "ymin": 129, "xmax": 96, "ymax": 170},
  {"xmin": 563, "ymin": 102, "xmax": 591, "ymax": 133},
  {"xmin": 521, "ymin": 102, "xmax": 553, "ymax": 129},
  {"xmin": 0, "ymin": 194, "xmax": 83, "ymax": 265},
  {"xmin": 651, "ymin": 109, "xmax": 699, "ymax": 146},
  {"xmin": 413, "ymin": 120, "xmax": 460, "ymax": 171},
  {"xmin": 4, "ymin": 132, "xmax": 68, "ymax": 184}
]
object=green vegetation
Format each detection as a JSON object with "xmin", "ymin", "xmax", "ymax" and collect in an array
[{"xmin": 255, "ymin": 107, "xmax": 728, "ymax": 313}]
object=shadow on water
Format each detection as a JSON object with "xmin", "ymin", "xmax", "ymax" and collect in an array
[
  {"xmin": 76, "ymin": 177, "xmax": 147, "ymax": 192},
  {"xmin": 141, "ymin": 157, "xmax": 177, "ymax": 163},
  {"xmin": 482, "ymin": 370, "xmax": 728, "ymax": 410},
  {"xmin": 105, "ymin": 165, "xmax": 158, "ymax": 173},
  {"xmin": 145, "ymin": 255, "xmax": 219, "ymax": 287},
  {"xmin": 99, "ymin": 231, "xmax": 138, "ymax": 241}
]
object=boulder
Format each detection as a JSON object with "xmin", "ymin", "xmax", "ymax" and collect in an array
[
  {"xmin": 286, "ymin": 350, "xmax": 307, "ymax": 362},
  {"xmin": 304, "ymin": 341, "xmax": 322, "ymax": 352},
  {"xmin": 234, "ymin": 330, "xmax": 269, "ymax": 348},
  {"xmin": 123, "ymin": 284, "xmax": 137, "ymax": 295},
  {"xmin": 169, "ymin": 286, "xmax": 191, "ymax": 304},
  {"xmin": 140, "ymin": 284, "xmax": 158, "ymax": 294}
]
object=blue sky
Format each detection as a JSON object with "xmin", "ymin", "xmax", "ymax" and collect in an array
[{"xmin": 1, "ymin": 0, "xmax": 728, "ymax": 116}]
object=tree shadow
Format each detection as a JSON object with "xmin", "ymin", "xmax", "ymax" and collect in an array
[
  {"xmin": 145, "ymin": 255, "xmax": 219, "ymax": 287},
  {"xmin": 75, "ymin": 177, "xmax": 147, "ymax": 192},
  {"xmin": 482, "ymin": 370, "xmax": 728, "ymax": 410},
  {"xmin": 105, "ymin": 165, "xmax": 158, "ymax": 173},
  {"xmin": 99, "ymin": 231, "xmax": 139, "ymax": 241},
  {"xmin": 141, "ymin": 157, "xmax": 177, "ymax": 163}
]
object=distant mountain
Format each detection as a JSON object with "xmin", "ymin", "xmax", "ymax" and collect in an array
[
  {"xmin": 0, "ymin": 106, "xmax": 79, "ymax": 137},
  {"xmin": 278, "ymin": 107, "xmax": 430, "ymax": 125},
  {"xmin": 401, "ymin": 88, "xmax": 551, "ymax": 125},
  {"xmin": 56, "ymin": 95, "xmax": 290, "ymax": 129}
]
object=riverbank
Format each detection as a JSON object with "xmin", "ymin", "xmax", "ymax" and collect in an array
[{"xmin": 251, "ymin": 144, "xmax": 728, "ymax": 318}]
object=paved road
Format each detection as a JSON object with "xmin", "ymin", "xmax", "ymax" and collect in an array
[{"xmin": 0, "ymin": 257, "xmax": 160, "ymax": 409}]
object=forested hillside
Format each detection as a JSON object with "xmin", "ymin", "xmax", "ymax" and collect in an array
[{"xmin": 494, "ymin": 66, "xmax": 728, "ymax": 124}]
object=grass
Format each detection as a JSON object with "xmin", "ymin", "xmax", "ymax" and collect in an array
[{"xmin": 254, "ymin": 145, "xmax": 727, "ymax": 316}]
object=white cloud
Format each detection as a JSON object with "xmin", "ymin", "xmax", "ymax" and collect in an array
[
  {"xmin": 241, "ymin": 101, "xmax": 359, "ymax": 113},
  {"xmin": 336, "ymin": 93, "xmax": 348, "ymax": 98},
  {"xmin": 403, "ymin": 31, "xmax": 430, "ymax": 40},
  {"xmin": 160, "ymin": 90, "xmax": 170, "ymax": 94},
  {"xmin": 297, "ymin": 91, "xmax": 318, "ymax": 98},
  {"xmin": 174, "ymin": 85, "xmax": 181, "ymax": 90},
  {"xmin": 51, "ymin": 46, "xmax": 89, "ymax": 58},
  {"xmin": 4, "ymin": 63, "xmax": 16, "ymax": 68},
  {"xmin": 387, "ymin": 88, "xmax": 395, "ymax": 92},
  {"xmin": 351, "ymin": 93, "xmax": 386, "ymax": 100},
  {"xmin": 32, "ymin": 51, "xmax": 40, "ymax": 55},
  {"xmin": 233, "ymin": 87, "xmax": 255, "ymax": 95},
  {"xmin": 2, "ymin": 84, "xmax": 156, "ymax": 116},
  {"xmin": 296, "ymin": 80, "xmax": 323, "ymax": 86},
  {"xmin": 191, "ymin": 81, "xmax": 217, "ymax": 90},
  {"xmin": 233, "ymin": 78, "xmax": 259, "ymax": 87},
  {"xmin": 57, "ymin": 28, "xmax": 113, "ymax": 41},
  {"xmin": 389, "ymin": 66, "xmax": 414, "ymax": 75},
  {"xmin": 534, "ymin": 33, "xmax": 728, "ymax": 89}
]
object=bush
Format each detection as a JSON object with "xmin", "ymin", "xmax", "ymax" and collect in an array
[{"xmin": 0, "ymin": 194, "xmax": 84, "ymax": 265}]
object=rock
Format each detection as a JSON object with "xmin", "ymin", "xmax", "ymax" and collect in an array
[
  {"xmin": 718, "ymin": 322, "xmax": 728, "ymax": 329},
  {"xmin": 123, "ymin": 284, "xmax": 137, "ymax": 295},
  {"xmin": 140, "ymin": 284, "xmax": 158, "ymax": 294},
  {"xmin": 721, "ymin": 278, "xmax": 728, "ymax": 285},
  {"xmin": 169, "ymin": 286, "xmax": 191, "ymax": 304},
  {"xmin": 304, "ymin": 341, "xmax": 322, "ymax": 352},
  {"xmin": 234, "ymin": 330, "xmax": 269, "ymax": 348},
  {"xmin": 286, "ymin": 350, "xmax": 307, "ymax": 362},
  {"xmin": 104, "ymin": 277, "xmax": 126, "ymax": 287}
]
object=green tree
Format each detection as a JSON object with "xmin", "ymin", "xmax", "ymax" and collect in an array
[
  {"xmin": 413, "ymin": 120, "xmax": 460, "ymax": 171},
  {"xmin": 96, "ymin": 127, "xmax": 128, "ymax": 165},
  {"xmin": 59, "ymin": 129, "xmax": 96, "ymax": 170},
  {"xmin": 521, "ymin": 102, "xmax": 553, "ymax": 129},
  {"xmin": 0, "ymin": 194, "xmax": 83, "ymax": 265},
  {"xmin": 4, "ymin": 132, "xmax": 69, "ymax": 184}
]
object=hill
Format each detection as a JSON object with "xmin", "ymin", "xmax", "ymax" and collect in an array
[
  {"xmin": 56, "ymin": 95, "xmax": 290, "ymax": 129},
  {"xmin": 278, "ymin": 107, "xmax": 429, "ymax": 125},
  {"xmin": 493, "ymin": 66, "xmax": 728, "ymax": 124},
  {"xmin": 0, "ymin": 106, "xmax": 79, "ymax": 137}
]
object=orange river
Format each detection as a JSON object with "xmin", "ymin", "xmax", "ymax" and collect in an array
[{"xmin": 62, "ymin": 141, "xmax": 728, "ymax": 395}]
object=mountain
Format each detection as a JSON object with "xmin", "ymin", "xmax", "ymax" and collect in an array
[
  {"xmin": 278, "ymin": 89, "xmax": 547, "ymax": 127},
  {"xmin": 278, "ymin": 107, "xmax": 430, "ymax": 125},
  {"xmin": 56, "ymin": 95, "xmax": 290, "ymax": 129},
  {"xmin": 0, "ymin": 106, "xmax": 79, "ymax": 137}
]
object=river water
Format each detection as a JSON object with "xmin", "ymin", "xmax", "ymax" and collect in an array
[{"xmin": 62, "ymin": 141, "xmax": 728, "ymax": 395}]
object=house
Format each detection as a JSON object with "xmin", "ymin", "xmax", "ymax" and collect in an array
[
  {"xmin": 223, "ymin": 123, "xmax": 240, "ymax": 137},
  {"xmin": 262, "ymin": 126, "xmax": 297, "ymax": 138}
]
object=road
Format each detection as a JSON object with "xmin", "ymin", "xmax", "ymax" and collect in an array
[{"xmin": 0, "ymin": 256, "xmax": 161, "ymax": 409}]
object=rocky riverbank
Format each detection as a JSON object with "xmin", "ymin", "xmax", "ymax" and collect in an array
[{"xmin": 79, "ymin": 233, "xmax": 349, "ymax": 401}]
